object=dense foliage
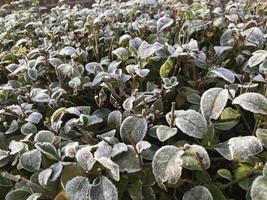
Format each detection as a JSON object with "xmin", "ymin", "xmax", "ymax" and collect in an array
[{"xmin": 0, "ymin": 0, "xmax": 267, "ymax": 199}]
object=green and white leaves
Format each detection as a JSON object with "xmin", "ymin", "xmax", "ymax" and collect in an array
[
  {"xmin": 183, "ymin": 186, "xmax": 213, "ymax": 200},
  {"xmin": 156, "ymin": 125, "xmax": 177, "ymax": 142},
  {"xmin": 120, "ymin": 116, "xmax": 147, "ymax": 144},
  {"xmin": 215, "ymin": 136, "xmax": 263, "ymax": 161},
  {"xmin": 174, "ymin": 110, "xmax": 208, "ymax": 139},
  {"xmin": 181, "ymin": 144, "xmax": 210, "ymax": 171},
  {"xmin": 19, "ymin": 149, "xmax": 42, "ymax": 172},
  {"xmin": 200, "ymin": 88, "xmax": 229, "ymax": 121},
  {"xmin": 152, "ymin": 145, "xmax": 184, "ymax": 189},
  {"xmin": 233, "ymin": 93, "xmax": 267, "ymax": 115}
]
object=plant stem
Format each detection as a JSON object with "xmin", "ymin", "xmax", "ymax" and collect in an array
[
  {"xmin": 170, "ymin": 102, "xmax": 176, "ymax": 128},
  {"xmin": 220, "ymin": 163, "xmax": 263, "ymax": 190},
  {"xmin": 196, "ymin": 152, "xmax": 212, "ymax": 183},
  {"xmin": 1, "ymin": 171, "xmax": 53, "ymax": 199}
]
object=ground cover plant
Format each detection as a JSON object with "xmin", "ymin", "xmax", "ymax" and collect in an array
[{"xmin": 0, "ymin": 0, "xmax": 267, "ymax": 199}]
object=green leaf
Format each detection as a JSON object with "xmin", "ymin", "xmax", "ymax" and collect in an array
[
  {"xmin": 217, "ymin": 169, "xmax": 232, "ymax": 181},
  {"xmin": 205, "ymin": 185, "xmax": 225, "ymax": 200},
  {"xmin": 220, "ymin": 107, "xmax": 240, "ymax": 120},
  {"xmin": 160, "ymin": 57, "xmax": 174, "ymax": 78},
  {"xmin": 5, "ymin": 189, "xmax": 31, "ymax": 200}
]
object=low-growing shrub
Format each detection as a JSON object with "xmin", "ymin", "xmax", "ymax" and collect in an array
[{"xmin": 0, "ymin": 0, "xmax": 267, "ymax": 199}]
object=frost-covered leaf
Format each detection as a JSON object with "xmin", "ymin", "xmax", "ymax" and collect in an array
[
  {"xmin": 250, "ymin": 176, "xmax": 267, "ymax": 200},
  {"xmin": 157, "ymin": 16, "xmax": 174, "ymax": 32},
  {"xmin": 90, "ymin": 176, "xmax": 118, "ymax": 200},
  {"xmin": 122, "ymin": 97, "xmax": 135, "ymax": 111},
  {"xmin": 136, "ymin": 141, "xmax": 151, "ymax": 154},
  {"xmin": 69, "ymin": 77, "xmax": 81, "ymax": 88},
  {"xmin": 59, "ymin": 46, "xmax": 77, "ymax": 56},
  {"xmin": 112, "ymin": 47, "xmax": 128, "ymax": 60},
  {"xmin": 183, "ymin": 186, "xmax": 213, "ymax": 200},
  {"xmin": 114, "ymin": 145, "xmax": 142, "ymax": 173},
  {"xmin": 76, "ymin": 146, "xmax": 95, "ymax": 171},
  {"xmin": 65, "ymin": 176, "xmax": 90, "ymax": 200},
  {"xmin": 28, "ymin": 68, "xmax": 38, "ymax": 81},
  {"xmin": 35, "ymin": 142, "xmax": 60, "ymax": 160},
  {"xmin": 233, "ymin": 93, "xmax": 267, "ymax": 115},
  {"xmin": 34, "ymin": 130, "xmax": 55, "ymax": 143},
  {"xmin": 25, "ymin": 112, "xmax": 42, "ymax": 124},
  {"xmin": 228, "ymin": 136, "xmax": 263, "ymax": 160},
  {"xmin": 181, "ymin": 144, "xmax": 210, "ymax": 170},
  {"xmin": 248, "ymin": 50, "xmax": 267, "ymax": 67},
  {"xmin": 138, "ymin": 41, "xmax": 163, "ymax": 60},
  {"xmin": 19, "ymin": 149, "xmax": 42, "ymax": 172},
  {"xmin": 21, "ymin": 122, "xmax": 37, "ymax": 135},
  {"xmin": 64, "ymin": 142, "xmax": 79, "ymax": 158},
  {"xmin": 0, "ymin": 150, "xmax": 9, "ymax": 167},
  {"xmin": 38, "ymin": 168, "xmax": 52, "ymax": 187},
  {"xmin": 26, "ymin": 193, "xmax": 41, "ymax": 200},
  {"xmin": 9, "ymin": 140, "xmax": 25, "ymax": 155},
  {"xmin": 200, "ymin": 88, "xmax": 228, "ymax": 121},
  {"xmin": 51, "ymin": 107, "xmax": 66, "ymax": 132},
  {"xmin": 213, "ymin": 46, "xmax": 232, "ymax": 56},
  {"xmin": 256, "ymin": 129, "xmax": 267, "ymax": 148},
  {"xmin": 5, "ymin": 120, "xmax": 19, "ymax": 134},
  {"xmin": 97, "ymin": 157, "xmax": 120, "ymax": 181},
  {"xmin": 5, "ymin": 189, "xmax": 31, "ymax": 200},
  {"xmin": 156, "ymin": 125, "xmax": 177, "ymax": 142},
  {"xmin": 107, "ymin": 110, "xmax": 122, "ymax": 131},
  {"xmin": 210, "ymin": 68, "xmax": 235, "ymax": 83},
  {"xmin": 30, "ymin": 88, "xmax": 50, "ymax": 103},
  {"xmin": 152, "ymin": 145, "xmax": 184, "ymax": 189},
  {"xmin": 120, "ymin": 116, "xmax": 147, "ymax": 144},
  {"xmin": 174, "ymin": 110, "xmax": 208, "ymax": 139},
  {"xmin": 220, "ymin": 29, "xmax": 235, "ymax": 46}
]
